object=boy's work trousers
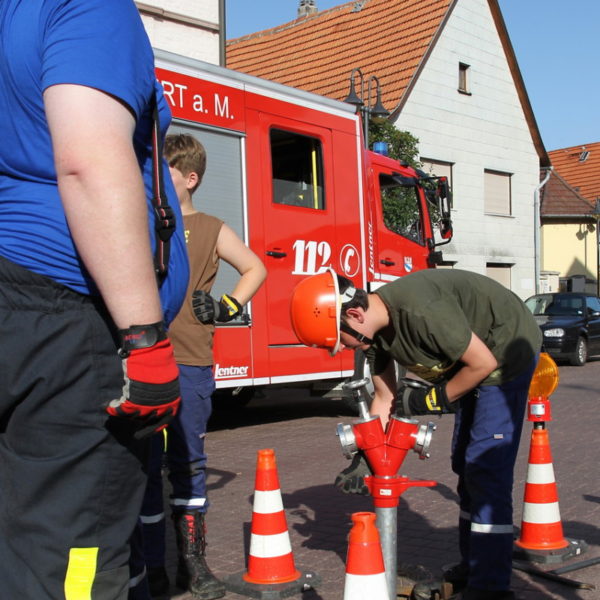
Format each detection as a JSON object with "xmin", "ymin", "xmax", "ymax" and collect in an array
[
  {"xmin": 451, "ymin": 358, "xmax": 537, "ymax": 592},
  {"xmin": 140, "ymin": 364, "xmax": 215, "ymax": 568},
  {"xmin": 0, "ymin": 256, "xmax": 149, "ymax": 600}
]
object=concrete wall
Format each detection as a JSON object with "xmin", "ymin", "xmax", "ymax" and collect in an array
[
  {"xmin": 137, "ymin": 1, "xmax": 220, "ymax": 64},
  {"xmin": 394, "ymin": 0, "xmax": 539, "ymax": 299}
]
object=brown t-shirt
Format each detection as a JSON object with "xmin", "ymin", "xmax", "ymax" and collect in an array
[{"xmin": 169, "ymin": 211, "xmax": 223, "ymax": 366}]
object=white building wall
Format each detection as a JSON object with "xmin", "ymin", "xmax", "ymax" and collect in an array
[
  {"xmin": 136, "ymin": 1, "xmax": 220, "ymax": 64},
  {"xmin": 394, "ymin": 0, "xmax": 539, "ymax": 299}
]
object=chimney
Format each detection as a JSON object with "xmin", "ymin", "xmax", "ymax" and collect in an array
[{"xmin": 298, "ymin": 0, "xmax": 318, "ymax": 17}]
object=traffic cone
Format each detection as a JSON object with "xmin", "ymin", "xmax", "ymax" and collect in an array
[
  {"xmin": 514, "ymin": 427, "xmax": 587, "ymax": 564},
  {"xmin": 224, "ymin": 449, "xmax": 319, "ymax": 598},
  {"xmin": 343, "ymin": 512, "xmax": 389, "ymax": 600}
]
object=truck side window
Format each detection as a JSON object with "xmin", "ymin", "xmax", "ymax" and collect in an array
[
  {"xmin": 379, "ymin": 173, "xmax": 424, "ymax": 244},
  {"xmin": 270, "ymin": 129, "xmax": 325, "ymax": 209}
]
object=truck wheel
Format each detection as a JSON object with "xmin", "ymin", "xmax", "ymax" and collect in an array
[
  {"xmin": 570, "ymin": 337, "xmax": 587, "ymax": 366},
  {"xmin": 213, "ymin": 386, "xmax": 255, "ymax": 408},
  {"xmin": 343, "ymin": 351, "xmax": 406, "ymax": 414}
]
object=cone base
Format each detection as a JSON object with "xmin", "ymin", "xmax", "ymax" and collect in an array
[
  {"xmin": 513, "ymin": 537, "xmax": 588, "ymax": 565},
  {"xmin": 225, "ymin": 568, "xmax": 320, "ymax": 599}
]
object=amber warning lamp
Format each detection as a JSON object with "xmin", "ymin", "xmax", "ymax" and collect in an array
[{"xmin": 527, "ymin": 352, "xmax": 559, "ymax": 422}]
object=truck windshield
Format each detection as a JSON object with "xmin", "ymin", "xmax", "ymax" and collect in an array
[
  {"xmin": 270, "ymin": 129, "xmax": 325, "ymax": 210},
  {"xmin": 380, "ymin": 173, "xmax": 424, "ymax": 244}
]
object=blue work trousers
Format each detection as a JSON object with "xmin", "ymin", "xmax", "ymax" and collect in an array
[
  {"xmin": 451, "ymin": 358, "xmax": 537, "ymax": 592},
  {"xmin": 140, "ymin": 364, "xmax": 215, "ymax": 568}
]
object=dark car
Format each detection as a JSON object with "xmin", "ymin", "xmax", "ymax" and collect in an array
[{"xmin": 525, "ymin": 292, "xmax": 600, "ymax": 366}]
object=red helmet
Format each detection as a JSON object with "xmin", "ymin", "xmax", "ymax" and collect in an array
[{"xmin": 290, "ymin": 268, "xmax": 342, "ymax": 356}]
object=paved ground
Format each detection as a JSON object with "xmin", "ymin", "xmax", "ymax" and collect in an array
[{"xmin": 161, "ymin": 359, "xmax": 600, "ymax": 600}]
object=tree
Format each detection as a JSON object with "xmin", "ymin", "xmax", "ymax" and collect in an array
[{"xmin": 368, "ymin": 120, "xmax": 420, "ymax": 168}]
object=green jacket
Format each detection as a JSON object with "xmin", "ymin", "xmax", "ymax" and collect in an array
[{"xmin": 367, "ymin": 269, "xmax": 542, "ymax": 386}]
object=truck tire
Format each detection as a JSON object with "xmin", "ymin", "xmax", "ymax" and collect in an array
[
  {"xmin": 343, "ymin": 350, "xmax": 406, "ymax": 414},
  {"xmin": 569, "ymin": 336, "xmax": 587, "ymax": 366},
  {"xmin": 213, "ymin": 386, "xmax": 255, "ymax": 408}
]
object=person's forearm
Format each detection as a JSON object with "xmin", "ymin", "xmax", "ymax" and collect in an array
[
  {"xmin": 45, "ymin": 85, "xmax": 164, "ymax": 330},
  {"xmin": 230, "ymin": 263, "xmax": 267, "ymax": 305},
  {"xmin": 445, "ymin": 363, "xmax": 494, "ymax": 402},
  {"xmin": 59, "ymin": 169, "xmax": 163, "ymax": 329}
]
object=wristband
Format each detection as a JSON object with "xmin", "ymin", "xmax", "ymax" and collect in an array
[{"xmin": 118, "ymin": 321, "xmax": 167, "ymax": 357}]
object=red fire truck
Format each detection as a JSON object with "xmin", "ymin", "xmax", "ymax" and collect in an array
[{"xmin": 155, "ymin": 50, "xmax": 453, "ymax": 403}]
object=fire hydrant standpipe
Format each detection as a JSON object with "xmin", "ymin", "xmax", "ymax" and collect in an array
[{"xmin": 337, "ymin": 379, "xmax": 437, "ymax": 600}]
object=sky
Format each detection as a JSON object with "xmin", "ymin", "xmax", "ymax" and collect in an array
[{"xmin": 225, "ymin": 0, "xmax": 600, "ymax": 152}]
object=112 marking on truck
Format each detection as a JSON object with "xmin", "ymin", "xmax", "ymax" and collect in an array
[{"xmin": 155, "ymin": 50, "xmax": 453, "ymax": 402}]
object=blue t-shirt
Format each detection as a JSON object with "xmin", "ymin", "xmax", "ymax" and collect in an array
[{"xmin": 0, "ymin": 0, "xmax": 189, "ymax": 324}]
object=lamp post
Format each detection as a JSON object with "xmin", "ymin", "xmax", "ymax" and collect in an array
[{"xmin": 343, "ymin": 68, "xmax": 390, "ymax": 149}]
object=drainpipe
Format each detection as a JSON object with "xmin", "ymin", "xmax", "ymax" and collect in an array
[
  {"xmin": 219, "ymin": 0, "xmax": 226, "ymax": 67},
  {"xmin": 534, "ymin": 167, "xmax": 552, "ymax": 294}
]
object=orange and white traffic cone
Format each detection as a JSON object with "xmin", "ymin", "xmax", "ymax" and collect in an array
[
  {"xmin": 514, "ymin": 426, "xmax": 587, "ymax": 564},
  {"xmin": 224, "ymin": 449, "xmax": 319, "ymax": 598},
  {"xmin": 343, "ymin": 512, "xmax": 389, "ymax": 600}
]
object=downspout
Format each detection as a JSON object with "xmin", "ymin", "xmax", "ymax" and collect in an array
[
  {"xmin": 219, "ymin": 0, "xmax": 226, "ymax": 67},
  {"xmin": 534, "ymin": 167, "xmax": 552, "ymax": 294}
]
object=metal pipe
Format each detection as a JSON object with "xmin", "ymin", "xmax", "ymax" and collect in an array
[
  {"xmin": 376, "ymin": 506, "xmax": 397, "ymax": 600},
  {"xmin": 534, "ymin": 167, "xmax": 552, "ymax": 294},
  {"xmin": 219, "ymin": 0, "xmax": 226, "ymax": 67}
]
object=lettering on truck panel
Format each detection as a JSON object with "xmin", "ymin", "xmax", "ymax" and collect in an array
[
  {"xmin": 292, "ymin": 240, "xmax": 331, "ymax": 275},
  {"xmin": 215, "ymin": 364, "xmax": 249, "ymax": 380},
  {"xmin": 156, "ymin": 68, "xmax": 245, "ymax": 131},
  {"xmin": 292, "ymin": 239, "xmax": 361, "ymax": 278}
]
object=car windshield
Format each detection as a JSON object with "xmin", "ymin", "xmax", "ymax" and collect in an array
[{"xmin": 525, "ymin": 294, "xmax": 584, "ymax": 316}]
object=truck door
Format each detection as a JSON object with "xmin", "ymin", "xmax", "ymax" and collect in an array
[
  {"xmin": 256, "ymin": 114, "xmax": 337, "ymax": 346},
  {"xmin": 371, "ymin": 165, "xmax": 432, "ymax": 279}
]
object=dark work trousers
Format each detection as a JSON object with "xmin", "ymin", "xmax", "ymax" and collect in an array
[
  {"xmin": 140, "ymin": 364, "xmax": 215, "ymax": 569},
  {"xmin": 451, "ymin": 357, "xmax": 538, "ymax": 592},
  {"xmin": 0, "ymin": 256, "xmax": 150, "ymax": 600}
]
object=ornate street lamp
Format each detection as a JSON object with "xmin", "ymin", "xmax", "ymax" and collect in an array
[{"xmin": 343, "ymin": 68, "xmax": 390, "ymax": 149}]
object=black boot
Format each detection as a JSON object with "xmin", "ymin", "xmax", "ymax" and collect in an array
[
  {"xmin": 147, "ymin": 566, "xmax": 169, "ymax": 598},
  {"xmin": 173, "ymin": 511, "xmax": 226, "ymax": 600}
]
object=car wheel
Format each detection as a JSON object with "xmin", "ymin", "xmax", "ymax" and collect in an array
[{"xmin": 569, "ymin": 337, "xmax": 587, "ymax": 366}]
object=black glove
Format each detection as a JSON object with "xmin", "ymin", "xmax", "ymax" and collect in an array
[
  {"xmin": 192, "ymin": 291, "xmax": 242, "ymax": 324},
  {"xmin": 395, "ymin": 379, "xmax": 457, "ymax": 416},
  {"xmin": 334, "ymin": 453, "xmax": 371, "ymax": 495},
  {"xmin": 107, "ymin": 322, "xmax": 181, "ymax": 439}
]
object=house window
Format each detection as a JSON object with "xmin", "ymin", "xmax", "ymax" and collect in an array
[
  {"xmin": 270, "ymin": 129, "xmax": 325, "ymax": 209},
  {"xmin": 484, "ymin": 169, "xmax": 512, "ymax": 215},
  {"xmin": 486, "ymin": 263, "xmax": 512, "ymax": 289},
  {"xmin": 458, "ymin": 62, "xmax": 470, "ymax": 94}
]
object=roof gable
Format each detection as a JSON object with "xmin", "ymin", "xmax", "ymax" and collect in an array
[
  {"xmin": 541, "ymin": 169, "xmax": 594, "ymax": 218},
  {"xmin": 548, "ymin": 142, "xmax": 600, "ymax": 204},
  {"xmin": 227, "ymin": 0, "xmax": 454, "ymax": 112},
  {"xmin": 227, "ymin": 0, "xmax": 548, "ymax": 165}
]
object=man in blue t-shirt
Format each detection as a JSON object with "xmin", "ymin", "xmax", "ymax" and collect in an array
[{"xmin": 0, "ymin": 2, "xmax": 189, "ymax": 598}]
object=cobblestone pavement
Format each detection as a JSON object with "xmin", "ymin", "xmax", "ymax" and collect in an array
[{"xmin": 161, "ymin": 359, "xmax": 600, "ymax": 600}]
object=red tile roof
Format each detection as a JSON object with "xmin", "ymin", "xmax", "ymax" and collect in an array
[
  {"xmin": 541, "ymin": 169, "xmax": 595, "ymax": 218},
  {"xmin": 548, "ymin": 142, "xmax": 600, "ymax": 205},
  {"xmin": 227, "ymin": 0, "xmax": 454, "ymax": 113},
  {"xmin": 227, "ymin": 0, "xmax": 548, "ymax": 165}
]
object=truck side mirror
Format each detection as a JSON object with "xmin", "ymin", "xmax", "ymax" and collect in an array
[{"xmin": 432, "ymin": 177, "xmax": 453, "ymax": 243}]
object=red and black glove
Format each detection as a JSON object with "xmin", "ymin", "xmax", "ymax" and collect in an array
[
  {"xmin": 192, "ymin": 291, "xmax": 242, "ymax": 324},
  {"xmin": 395, "ymin": 379, "xmax": 457, "ymax": 416},
  {"xmin": 107, "ymin": 321, "xmax": 180, "ymax": 439}
]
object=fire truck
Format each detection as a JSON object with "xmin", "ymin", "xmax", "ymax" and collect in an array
[{"xmin": 155, "ymin": 50, "xmax": 453, "ymax": 403}]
